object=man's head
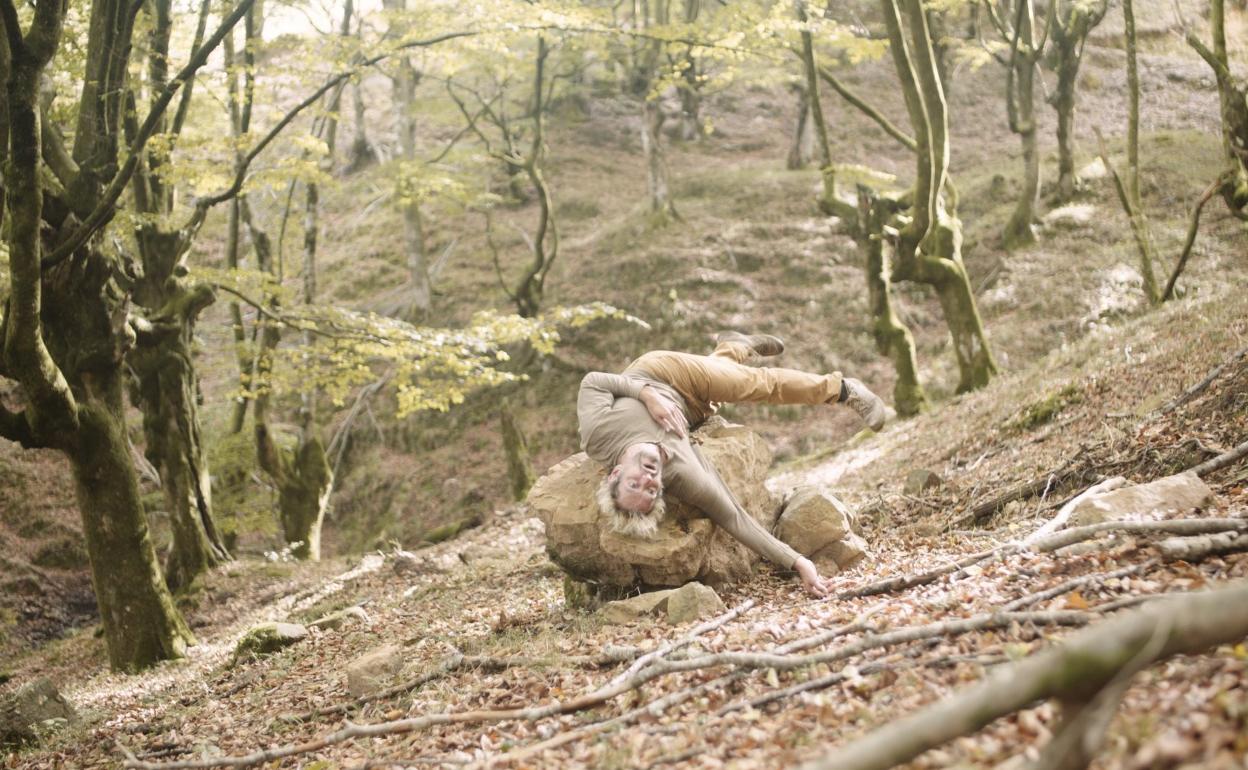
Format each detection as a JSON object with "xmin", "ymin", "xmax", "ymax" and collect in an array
[{"xmin": 596, "ymin": 442, "xmax": 667, "ymax": 538}]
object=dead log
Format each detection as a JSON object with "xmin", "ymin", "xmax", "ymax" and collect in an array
[
  {"xmin": 801, "ymin": 580, "xmax": 1248, "ymax": 770},
  {"xmin": 1155, "ymin": 531, "xmax": 1248, "ymax": 562}
]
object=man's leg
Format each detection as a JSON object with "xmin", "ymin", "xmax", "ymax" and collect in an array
[{"xmin": 626, "ymin": 347, "xmax": 841, "ymax": 422}]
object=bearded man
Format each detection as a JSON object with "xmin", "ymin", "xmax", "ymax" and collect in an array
[{"xmin": 576, "ymin": 333, "xmax": 886, "ymax": 597}]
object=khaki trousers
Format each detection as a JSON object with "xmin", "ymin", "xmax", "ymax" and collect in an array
[{"xmin": 624, "ymin": 342, "xmax": 842, "ymax": 425}]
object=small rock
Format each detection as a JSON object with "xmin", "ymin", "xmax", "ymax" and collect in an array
[
  {"xmin": 308, "ymin": 606, "xmax": 370, "ymax": 632},
  {"xmin": 601, "ymin": 589, "xmax": 676, "ymax": 623},
  {"xmin": 234, "ymin": 622, "xmax": 307, "ymax": 660},
  {"xmin": 903, "ymin": 469, "xmax": 943, "ymax": 496},
  {"xmin": 0, "ymin": 678, "xmax": 77, "ymax": 748},
  {"xmin": 665, "ymin": 582, "xmax": 725, "ymax": 625},
  {"xmin": 812, "ymin": 531, "xmax": 872, "ymax": 571},
  {"xmin": 774, "ymin": 486, "xmax": 854, "ymax": 555},
  {"xmin": 1069, "ymin": 473, "xmax": 1214, "ymax": 527},
  {"xmin": 392, "ymin": 549, "xmax": 427, "ymax": 575},
  {"xmin": 347, "ymin": 644, "xmax": 405, "ymax": 697}
]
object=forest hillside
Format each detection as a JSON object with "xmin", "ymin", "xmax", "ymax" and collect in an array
[{"xmin": 1, "ymin": 0, "xmax": 1247, "ymax": 767}]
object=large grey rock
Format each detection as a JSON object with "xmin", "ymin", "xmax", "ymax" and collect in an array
[
  {"xmin": 665, "ymin": 582, "xmax": 725, "ymax": 625},
  {"xmin": 0, "ymin": 678, "xmax": 77, "ymax": 748},
  {"xmin": 347, "ymin": 644, "xmax": 405, "ymax": 697},
  {"xmin": 1069, "ymin": 474, "xmax": 1215, "ymax": 527},
  {"xmin": 775, "ymin": 486, "xmax": 873, "ymax": 572},
  {"xmin": 531, "ymin": 418, "xmax": 779, "ymax": 593}
]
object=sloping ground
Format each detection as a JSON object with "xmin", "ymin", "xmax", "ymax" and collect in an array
[{"xmin": 8, "ymin": 284, "xmax": 1248, "ymax": 769}]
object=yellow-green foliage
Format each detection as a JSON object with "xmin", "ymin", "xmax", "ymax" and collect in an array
[{"xmin": 1007, "ymin": 384, "xmax": 1083, "ymax": 432}]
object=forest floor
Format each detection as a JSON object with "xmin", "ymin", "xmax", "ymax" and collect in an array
[{"xmin": 8, "ymin": 276, "xmax": 1248, "ymax": 769}]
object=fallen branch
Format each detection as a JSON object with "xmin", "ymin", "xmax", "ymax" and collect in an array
[
  {"xmin": 1000, "ymin": 562, "xmax": 1154, "ymax": 612},
  {"xmin": 949, "ymin": 461, "xmax": 1086, "ymax": 529},
  {"xmin": 802, "ymin": 580, "xmax": 1248, "ymax": 770},
  {"xmin": 1158, "ymin": 345, "xmax": 1248, "ymax": 415},
  {"xmin": 1155, "ymin": 531, "xmax": 1248, "ymax": 562},
  {"xmin": 607, "ymin": 599, "xmax": 755, "ymax": 687},
  {"xmin": 1027, "ymin": 516, "xmax": 1248, "ymax": 553},
  {"xmin": 1185, "ymin": 439, "xmax": 1248, "ymax": 478},
  {"xmin": 844, "ymin": 517, "xmax": 1246, "ymax": 600}
]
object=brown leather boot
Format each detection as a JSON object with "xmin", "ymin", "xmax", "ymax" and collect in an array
[{"xmin": 714, "ymin": 331, "xmax": 785, "ymax": 358}]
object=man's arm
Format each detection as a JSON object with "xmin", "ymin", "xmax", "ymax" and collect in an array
[{"xmin": 673, "ymin": 452, "xmax": 831, "ymax": 597}]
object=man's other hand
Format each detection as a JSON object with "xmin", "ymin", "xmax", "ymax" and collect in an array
[
  {"xmin": 794, "ymin": 556, "xmax": 832, "ymax": 598},
  {"xmin": 640, "ymin": 386, "xmax": 688, "ymax": 438}
]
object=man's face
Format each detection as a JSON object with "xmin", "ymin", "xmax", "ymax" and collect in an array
[{"xmin": 611, "ymin": 443, "xmax": 664, "ymax": 513}]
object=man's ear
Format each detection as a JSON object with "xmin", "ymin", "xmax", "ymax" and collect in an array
[{"xmin": 607, "ymin": 465, "xmax": 621, "ymax": 482}]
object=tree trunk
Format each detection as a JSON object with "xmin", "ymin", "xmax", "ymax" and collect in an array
[
  {"xmin": 1123, "ymin": 0, "xmax": 1161, "ymax": 303},
  {"xmin": 500, "ymin": 403, "xmax": 535, "ymax": 501},
  {"xmin": 883, "ymin": 0, "xmax": 998, "ymax": 392},
  {"xmin": 385, "ymin": 0, "xmax": 433, "ymax": 320},
  {"xmin": 786, "ymin": 83, "xmax": 813, "ymax": 170},
  {"xmin": 641, "ymin": 99, "xmax": 677, "ymax": 221},
  {"xmin": 343, "ymin": 0, "xmax": 378, "ymax": 174},
  {"xmin": 798, "ymin": 0, "xmax": 836, "ymax": 213},
  {"xmin": 130, "ymin": 276, "xmax": 229, "ymax": 592},
  {"xmin": 72, "ymin": 376, "xmax": 195, "ymax": 671},
  {"xmin": 1003, "ymin": 0, "xmax": 1040, "ymax": 249},
  {"xmin": 857, "ymin": 189, "xmax": 927, "ymax": 415},
  {"xmin": 0, "ymin": 0, "xmax": 194, "ymax": 671},
  {"xmin": 1048, "ymin": 2, "xmax": 1106, "ymax": 203}
]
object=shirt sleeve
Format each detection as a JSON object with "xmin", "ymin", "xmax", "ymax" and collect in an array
[
  {"xmin": 671, "ymin": 449, "xmax": 802, "ymax": 569},
  {"xmin": 577, "ymin": 372, "xmax": 650, "ymax": 460}
]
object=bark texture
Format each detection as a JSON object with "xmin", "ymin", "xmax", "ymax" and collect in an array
[{"xmin": 1048, "ymin": 0, "xmax": 1107, "ymax": 202}]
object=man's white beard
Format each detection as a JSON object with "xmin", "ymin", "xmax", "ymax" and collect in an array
[{"xmin": 610, "ymin": 509, "xmax": 660, "ymax": 539}]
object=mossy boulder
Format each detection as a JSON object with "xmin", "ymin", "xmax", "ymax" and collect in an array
[
  {"xmin": 0, "ymin": 678, "xmax": 77, "ymax": 748},
  {"xmin": 233, "ymin": 622, "xmax": 307, "ymax": 661}
]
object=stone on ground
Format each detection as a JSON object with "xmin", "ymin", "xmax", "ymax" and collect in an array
[
  {"xmin": 234, "ymin": 622, "xmax": 308, "ymax": 660},
  {"xmin": 903, "ymin": 469, "xmax": 944, "ymax": 496},
  {"xmin": 665, "ymin": 582, "xmax": 725, "ymax": 625},
  {"xmin": 347, "ymin": 644, "xmax": 406, "ymax": 697},
  {"xmin": 601, "ymin": 589, "xmax": 676, "ymax": 623},
  {"xmin": 531, "ymin": 417, "xmax": 779, "ymax": 593},
  {"xmin": 1069, "ymin": 473, "xmax": 1215, "ymax": 527},
  {"xmin": 0, "ymin": 678, "xmax": 77, "ymax": 748},
  {"xmin": 774, "ymin": 485, "xmax": 873, "ymax": 572}
]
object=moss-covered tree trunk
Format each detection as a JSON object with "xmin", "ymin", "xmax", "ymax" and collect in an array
[
  {"xmin": 252, "ymin": 317, "xmax": 334, "ymax": 561},
  {"xmin": 500, "ymin": 402, "xmax": 535, "ymax": 501},
  {"xmin": 0, "ymin": 0, "xmax": 197, "ymax": 672},
  {"xmin": 1048, "ymin": 1, "xmax": 1107, "ymax": 203},
  {"xmin": 856, "ymin": 188, "xmax": 928, "ymax": 415},
  {"xmin": 1188, "ymin": 0, "xmax": 1248, "ymax": 220},
  {"xmin": 130, "ymin": 276, "xmax": 230, "ymax": 591},
  {"xmin": 883, "ymin": 0, "xmax": 998, "ymax": 392},
  {"xmin": 72, "ymin": 376, "xmax": 195, "ymax": 670}
]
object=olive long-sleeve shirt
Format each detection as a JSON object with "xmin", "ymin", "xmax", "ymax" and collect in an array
[{"xmin": 576, "ymin": 371, "xmax": 801, "ymax": 568}]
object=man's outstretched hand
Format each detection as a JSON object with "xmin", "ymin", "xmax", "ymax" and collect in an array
[
  {"xmin": 794, "ymin": 556, "xmax": 833, "ymax": 598},
  {"xmin": 640, "ymin": 385, "xmax": 688, "ymax": 438}
]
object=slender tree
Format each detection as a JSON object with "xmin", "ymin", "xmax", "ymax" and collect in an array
[
  {"xmin": 985, "ymin": 0, "xmax": 1049, "ymax": 248},
  {"xmin": 797, "ymin": 0, "xmax": 837, "ymax": 213},
  {"xmin": 1047, "ymin": 0, "xmax": 1108, "ymax": 202}
]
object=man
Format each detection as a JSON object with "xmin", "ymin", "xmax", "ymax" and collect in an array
[{"xmin": 577, "ymin": 332, "xmax": 886, "ymax": 597}]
